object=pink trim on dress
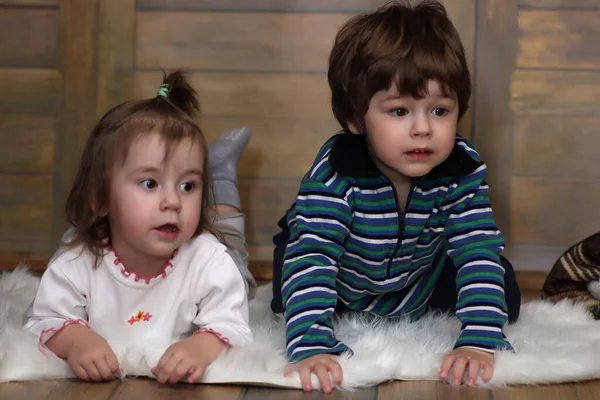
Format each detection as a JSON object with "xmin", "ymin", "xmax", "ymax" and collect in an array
[
  {"xmin": 38, "ymin": 319, "xmax": 89, "ymax": 355},
  {"xmin": 193, "ymin": 328, "xmax": 232, "ymax": 346},
  {"xmin": 109, "ymin": 248, "xmax": 178, "ymax": 284}
]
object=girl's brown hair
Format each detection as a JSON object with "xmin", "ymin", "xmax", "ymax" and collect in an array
[
  {"xmin": 64, "ymin": 70, "xmax": 217, "ymax": 264},
  {"xmin": 328, "ymin": 0, "xmax": 471, "ymax": 134}
]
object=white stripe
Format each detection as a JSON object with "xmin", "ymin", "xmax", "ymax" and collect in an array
[
  {"xmin": 351, "ymin": 186, "xmax": 393, "ymax": 195},
  {"xmin": 405, "ymin": 212, "xmax": 430, "ymax": 219},
  {"xmin": 287, "ymin": 287, "xmax": 337, "ymax": 303},
  {"xmin": 456, "ymin": 306, "xmax": 507, "ymax": 317},
  {"xmin": 458, "ymin": 283, "xmax": 504, "ymax": 296},
  {"xmin": 448, "ymin": 230, "xmax": 501, "ymax": 243},
  {"xmin": 354, "ymin": 211, "xmax": 398, "ymax": 219},
  {"xmin": 296, "ymin": 194, "xmax": 348, "ymax": 206},
  {"xmin": 286, "ymin": 307, "xmax": 335, "ymax": 326},
  {"xmin": 281, "ymin": 266, "xmax": 337, "ymax": 292},
  {"xmin": 348, "ymin": 232, "xmax": 397, "ymax": 245},
  {"xmin": 414, "ymin": 186, "xmax": 449, "ymax": 196},
  {"xmin": 295, "ymin": 215, "xmax": 348, "ymax": 230},
  {"xmin": 284, "ymin": 252, "xmax": 335, "ymax": 266},
  {"xmin": 452, "ymin": 207, "xmax": 493, "ymax": 218},
  {"xmin": 461, "ymin": 325, "xmax": 502, "ymax": 333}
]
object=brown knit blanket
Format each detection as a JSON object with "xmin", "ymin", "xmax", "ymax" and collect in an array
[{"xmin": 542, "ymin": 232, "xmax": 600, "ymax": 319}]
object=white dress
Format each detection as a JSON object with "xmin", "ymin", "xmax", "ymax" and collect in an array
[{"xmin": 23, "ymin": 233, "xmax": 253, "ymax": 350}]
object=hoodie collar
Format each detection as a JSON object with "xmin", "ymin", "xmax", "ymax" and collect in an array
[{"xmin": 328, "ymin": 132, "xmax": 483, "ymax": 179}]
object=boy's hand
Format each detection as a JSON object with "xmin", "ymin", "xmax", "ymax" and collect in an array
[
  {"xmin": 284, "ymin": 354, "xmax": 343, "ymax": 393},
  {"xmin": 152, "ymin": 332, "xmax": 228, "ymax": 384},
  {"xmin": 47, "ymin": 324, "xmax": 120, "ymax": 382},
  {"xmin": 440, "ymin": 348, "xmax": 494, "ymax": 386}
]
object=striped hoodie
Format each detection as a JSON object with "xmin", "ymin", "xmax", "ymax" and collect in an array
[{"xmin": 281, "ymin": 132, "xmax": 512, "ymax": 363}]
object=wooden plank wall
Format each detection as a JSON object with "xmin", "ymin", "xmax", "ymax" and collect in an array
[
  {"xmin": 0, "ymin": 0, "xmax": 59, "ymax": 252},
  {"xmin": 3, "ymin": 0, "xmax": 599, "ymax": 274},
  {"xmin": 502, "ymin": 0, "xmax": 600, "ymax": 270},
  {"xmin": 131, "ymin": 0, "xmax": 476, "ymax": 261}
]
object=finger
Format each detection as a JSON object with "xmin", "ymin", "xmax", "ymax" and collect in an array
[
  {"xmin": 82, "ymin": 360, "xmax": 102, "ymax": 382},
  {"xmin": 188, "ymin": 366, "xmax": 206, "ymax": 383},
  {"xmin": 313, "ymin": 364, "xmax": 333, "ymax": 393},
  {"xmin": 93, "ymin": 358, "xmax": 115, "ymax": 381},
  {"xmin": 481, "ymin": 360, "xmax": 494, "ymax": 383},
  {"xmin": 328, "ymin": 361, "xmax": 343, "ymax": 386},
  {"xmin": 298, "ymin": 367, "xmax": 313, "ymax": 392},
  {"xmin": 106, "ymin": 352, "xmax": 120, "ymax": 374},
  {"xmin": 72, "ymin": 364, "xmax": 90, "ymax": 381},
  {"xmin": 168, "ymin": 359, "xmax": 191, "ymax": 384},
  {"xmin": 156, "ymin": 355, "xmax": 181, "ymax": 384},
  {"xmin": 467, "ymin": 359, "xmax": 480, "ymax": 386},
  {"xmin": 155, "ymin": 350, "xmax": 174, "ymax": 371},
  {"xmin": 439, "ymin": 354, "xmax": 456, "ymax": 379},
  {"xmin": 450, "ymin": 357, "xmax": 468, "ymax": 386}
]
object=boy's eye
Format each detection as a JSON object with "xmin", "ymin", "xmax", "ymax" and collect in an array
[
  {"xmin": 139, "ymin": 179, "xmax": 158, "ymax": 189},
  {"xmin": 179, "ymin": 182, "xmax": 195, "ymax": 192},
  {"xmin": 432, "ymin": 107, "xmax": 449, "ymax": 116},
  {"xmin": 392, "ymin": 108, "xmax": 408, "ymax": 117}
]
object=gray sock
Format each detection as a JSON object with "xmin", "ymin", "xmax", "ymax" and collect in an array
[{"xmin": 208, "ymin": 127, "xmax": 251, "ymax": 210}]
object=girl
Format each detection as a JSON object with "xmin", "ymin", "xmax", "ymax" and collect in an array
[{"xmin": 23, "ymin": 70, "xmax": 255, "ymax": 384}]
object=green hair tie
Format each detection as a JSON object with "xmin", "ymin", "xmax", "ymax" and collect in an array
[{"xmin": 157, "ymin": 84, "xmax": 170, "ymax": 99}]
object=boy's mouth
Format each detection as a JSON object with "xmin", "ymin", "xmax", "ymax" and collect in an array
[{"xmin": 405, "ymin": 148, "xmax": 432, "ymax": 157}]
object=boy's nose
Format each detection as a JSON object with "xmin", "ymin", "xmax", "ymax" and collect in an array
[{"xmin": 410, "ymin": 114, "xmax": 432, "ymax": 137}]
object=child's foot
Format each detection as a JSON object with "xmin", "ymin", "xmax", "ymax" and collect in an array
[{"xmin": 208, "ymin": 127, "xmax": 251, "ymax": 209}]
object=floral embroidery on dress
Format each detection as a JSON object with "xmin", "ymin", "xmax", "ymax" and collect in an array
[{"xmin": 127, "ymin": 311, "xmax": 152, "ymax": 325}]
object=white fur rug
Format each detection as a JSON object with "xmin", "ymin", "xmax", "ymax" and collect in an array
[{"xmin": 2, "ymin": 267, "xmax": 600, "ymax": 389}]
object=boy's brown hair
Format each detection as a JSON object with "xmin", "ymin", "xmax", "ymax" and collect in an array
[
  {"xmin": 64, "ymin": 70, "xmax": 217, "ymax": 265},
  {"xmin": 328, "ymin": 0, "xmax": 471, "ymax": 134}
]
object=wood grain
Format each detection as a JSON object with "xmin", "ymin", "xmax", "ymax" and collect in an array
[
  {"xmin": 136, "ymin": 0, "xmax": 383, "ymax": 12},
  {"xmin": 45, "ymin": 379, "xmax": 121, "ymax": 400},
  {"xmin": 239, "ymin": 178, "xmax": 299, "ymax": 249},
  {"xmin": 0, "ymin": 8, "xmax": 58, "ymax": 67},
  {"xmin": 136, "ymin": 12, "xmax": 347, "ymax": 72},
  {"xmin": 133, "ymin": 71, "xmax": 332, "ymax": 119},
  {"xmin": 513, "ymin": 116, "xmax": 600, "ymax": 178},
  {"xmin": 96, "ymin": 0, "xmax": 135, "ymax": 117},
  {"xmin": 378, "ymin": 380, "xmax": 439, "ymax": 399},
  {"xmin": 472, "ymin": 0, "xmax": 519, "ymax": 238},
  {"xmin": 437, "ymin": 383, "xmax": 490, "ymax": 399},
  {"xmin": 0, "ymin": 114, "xmax": 54, "ymax": 174},
  {"xmin": 0, "ymin": 381, "xmax": 59, "ymax": 400},
  {"xmin": 0, "ymin": 68, "xmax": 60, "ymax": 114},
  {"xmin": 510, "ymin": 70, "xmax": 600, "ymax": 116},
  {"xmin": 510, "ymin": 177, "xmax": 600, "ymax": 246},
  {"xmin": 52, "ymin": 0, "xmax": 99, "ymax": 245},
  {"xmin": 519, "ymin": 0, "xmax": 600, "ymax": 9},
  {"xmin": 493, "ymin": 384, "xmax": 578, "ymax": 400},
  {"xmin": 0, "ymin": 0, "xmax": 57, "ymax": 5},
  {"xmin": 202, "ymin": 117, "xmax": 338, "ymax": 179},
  {"xmin": 110, "ymin": 379, "xmax": 242, "ymax": 400},
  {"xmin": 518, "ymin": 10, "xmax": 600, "ymax": 69},
  {"xmin": 504, "ymin": 243, "xmax": 568, "ymax": 273}
]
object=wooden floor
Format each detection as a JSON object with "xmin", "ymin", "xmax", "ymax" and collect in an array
[
  {"xmin": 3, "ymin": 290, "xmax": 599, "ymax": 399},
  {"xmin": 2, "ymin": 378, "xmax": 600, "ymax": 400}
]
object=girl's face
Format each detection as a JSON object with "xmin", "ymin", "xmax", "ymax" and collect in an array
[{"xmin": 104, "ymin": 132, "xmax": 204, "ymax": 269}]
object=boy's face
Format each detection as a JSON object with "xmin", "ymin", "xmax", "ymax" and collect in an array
[{"xmin": 349, "ymin": 80, "xmax": 458, "ymax": 186}]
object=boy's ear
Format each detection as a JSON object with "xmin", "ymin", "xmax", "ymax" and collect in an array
[{"xmin": 347, "ymin": 121, "xmax": 363, "ymax": 135}]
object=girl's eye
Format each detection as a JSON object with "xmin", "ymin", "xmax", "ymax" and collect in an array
[
  {"xmin": 392, "ymin": 108, "xmax": 408, "ymax": 117},
  {"xmin": 179, "ymin": 182, "xmax": 195, "ymax": 192},
  {"xmin": 139, "ymin": 179, "xmax": 158, "ymax": 189},
  {"xmin": 432, "ymin": 107, "xmax": 449, "ymax": 116}
]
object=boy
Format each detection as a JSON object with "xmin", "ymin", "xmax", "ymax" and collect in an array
[{"xmin": 270, "ymin": 0, "xmax": 521, "ymax": 393}]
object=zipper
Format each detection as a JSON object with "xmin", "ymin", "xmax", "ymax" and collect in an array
[{"xmin": 386, "ymin": 182, "xmax": 414, "ymax": 278}]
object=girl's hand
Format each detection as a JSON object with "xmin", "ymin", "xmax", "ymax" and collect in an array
[
  {"xmin": 152, "ymin": 332, "xmax": 228, "ymax": 384},
  {"xmin": 47, "ymin": 324, "xmax": 120, "ymax": 382},
  {"xmin": 284, "ymin": 354, "xmax": 343, "ymax": 393},
  {"xmin": 440, "ymin": 347, "xmax": 494, "ymax": 386}
]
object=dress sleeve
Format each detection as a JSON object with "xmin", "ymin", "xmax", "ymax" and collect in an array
[
  {"xmin": 23, "ymin": 256, "xmax": 90, "ymax": 350},
  {"xmin": 192, "ymin": 248, "xmax": 252, "ymax": 347}
]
